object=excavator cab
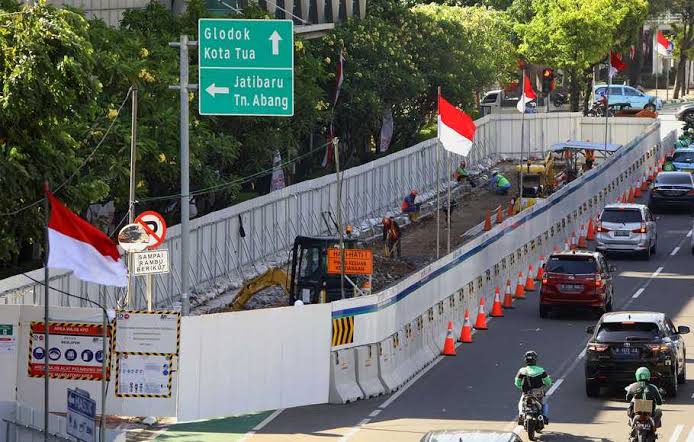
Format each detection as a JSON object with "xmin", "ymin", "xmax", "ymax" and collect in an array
[{"xmin": 289, "ymin": 236, "xmax": 356, "ymax": 304}]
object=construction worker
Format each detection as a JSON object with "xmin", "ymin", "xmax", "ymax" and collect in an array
[
  {"xmin": 515, "ymin": 350, "xmax": 553, "ymax": 426},
  {"xmin": 345, "ymin": 224, "xmax": 353, "ymax": 239},
  {"xmin": 401, "ymin": 189, "xmax": 420, "ymax": 222},
  {"xmin": 584, "ymin": 149, "xmax": 595, "ymax": 170},
  {"xmin": 490, "ymin": 172, "xmax": 511, "ymax": 195},
  {"xmin": 382, "ymin": 216, "xmax": 401, "ymax": 258},
  {"xmin": 454, "ymin": 161, "xmax": 476, "ymax": 187}
]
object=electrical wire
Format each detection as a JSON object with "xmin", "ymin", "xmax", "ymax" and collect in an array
[{"xmin": 0, "ymin": 87, "xmax": 133, "ymax": 217}]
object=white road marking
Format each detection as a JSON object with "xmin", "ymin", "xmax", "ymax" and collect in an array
[
  {"xmin": 669, "ymin": 425, "xmax": 684, "ymax": 442},
  {"xmin": 238, "ymin": 408, "xmax": 286, "ymax": 441},
  {"xmin": 368, "ymin": 409, "xmax": 382, "ymax": 418},
  {"xmin": 632, "ymin": 288, "xmax": 645, "ymax": 299},
  {"xmin": 692, "ymin": 392, "xmax": 694, "ymax": 399},
  {"xmin": 578, "ymin": 348, "xmax": 586, "ymax": 359},
  {"xmin": 685, "ymin": 426, "xmax": 694, "ymax": 442},
  {"xmin": 652, "ymin": 266, "xmax": 664, "ymax": 278},
  {"xmin": 688, "ymin": 229, "xmax": 693, "ymax": 238},
  {"xmin": 671, "ymin": 246, "xmax": 681, "ymax": 256},
  {"xmin": 546, "ymin": 378, "xmax": 564, "ymax": 397}
]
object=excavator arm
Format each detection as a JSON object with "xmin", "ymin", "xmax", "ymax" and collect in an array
[{"xmin": 228, "ymin": 268, "xmax": 291, "ymax": 311}]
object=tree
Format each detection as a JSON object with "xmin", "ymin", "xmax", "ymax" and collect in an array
[
  {"xmin": 516, "ymin": 0, "xmax": 647, "ymax": 111},
  {"xmin": 670, "ymin": 1, "xmax": 694, "ymax": 99}
]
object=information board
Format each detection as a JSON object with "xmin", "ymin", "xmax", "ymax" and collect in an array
[
  {"xmin": 327, "ymin": 249, "xmax": 374, "ymax": 275},
  {"xmin": 67, "ymin": 388, "xmax": 96, "ymax": 442},
  {"xmin": 114, "ymin": 311, "xmax": 180, "ymax": 355},
  {"xmin": 116, "ymin": 353, "xmax": 172, "ymax": 398}
]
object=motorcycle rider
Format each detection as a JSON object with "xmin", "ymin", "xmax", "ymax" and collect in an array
[
  {"xmin": 514, "ymin": 351, "xmax": 553, "ymax": 425},
  {"xmin": 625, "ymin": 367, "xmax": 663, "ymax": 432}
]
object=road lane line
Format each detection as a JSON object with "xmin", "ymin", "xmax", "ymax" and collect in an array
[
  {"xmin": 578, "ymin": 348, "xmax": 586, "ymax": 359},
  {"xmin": 688, "ymin": 229, "xmax": 693, "ymax": 238},
  {"xmin": 368, "ymin": 409, "xmax": 381, "ymax": 418},
  {"xmin": 652, "ymin": 266, "xmax": 664, "ymax": 278},
  {"xmin": 546, "ymin": 378, "xmax": 564, "ymax": 397},
  {"xmin": 685, "ymin": 426, "xmax": 694, "ymax": 442},
  {"xmin": 239, "ymin": 408, "xmax": 286, "ymax": 441},
  {"xmin": 632, "ymin": 288, "xmax": 645, "ymax": 299},
  {"xmin": 670, "ymin": 425, "xmax": 684, "ymax": 442},
  {"xmin": 671, "ymin": 246, "xmax": 681, "ymax": 256}
]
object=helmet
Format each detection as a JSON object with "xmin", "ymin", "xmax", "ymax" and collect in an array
[
  {"xmin": 524, "ymin": 351, "xmax": 538, "ymax": 366},
  {"xmin": 410, "ymin": 189, "xmax": 418, "ymax": 196},
  {"xmin": 635, "ymin": 366, "xmax": 651, "ymax": 382},
  {"xmin": 492, "ymin": 171, "xmax": 498, "ymax": 177}
]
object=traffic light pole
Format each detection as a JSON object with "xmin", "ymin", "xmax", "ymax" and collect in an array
[{"xmin": 169, "ymin": 35, "xmax": 198, "ymax": 316}]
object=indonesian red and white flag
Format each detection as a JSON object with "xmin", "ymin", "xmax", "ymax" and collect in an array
[
  {"xmin": 321, "ymin": 124, "xmax": 335, "ymax": 168},
  {"xmin": 516, "ymin": 72, "xmax": 537, "ymax": 113},
  {"xmin": 656, "ymin": 31, "xmax": 673, "ymax": 56},
  {"xmin": 47, "ymin": 192, "xmax": 127, "ymax": 287},
  {"xmin": 438, "ymin": 94, "xmax": 476, "ymax": 156},
  {"xmin": 609, "ymin": 51, "xmax": 626, "ymax": 78},
  {"xmin": 333, "ymin": 48, "xmax": 345, "ymax": 107}
]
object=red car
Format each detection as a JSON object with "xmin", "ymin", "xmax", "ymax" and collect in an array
[{"xmin": 539, "ymin": 250, "xmax": 616, "ymax": 318}]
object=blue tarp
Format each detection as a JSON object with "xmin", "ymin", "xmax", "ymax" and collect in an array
[{"xmin": 550, "ymin": 140, "xmax": 622, "ymax": 153}]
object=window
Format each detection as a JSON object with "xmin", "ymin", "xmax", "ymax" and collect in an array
[
  {"xmin": 656, "ymin": 173, "xmax": 694, "ymax": 186},
  {"xmin": 546, "ymin": 256, "xmax": 598, "ymax": 274},
  {"xmin": 595, "ymin": 87, "xmax": 606, "ymax": 96},
  {"xmin": 665, "ymin": 319, "xmax": 677, "ymax": 336},
  {"xmin": 300, "ymin": 247, "xmax": 321, "ymax": 278},
  {"xmin": 624, "ymin": 88, "xmax": 643, "ymax": 97},
  {"xmin": 600, "ymin": 209, "xmax": 643, "ymax": 223},
  {"xmin": 672, "ymin": 151, "xmax": 694, "ymax": 163},
  {"xmin": 596, "ymin": 322, "xmax": 662, "ymax": 342},
  {"xmin": 482, "ymin": 93, "xmax": 498, "ymax": 104},
  {"xmin": 608, "ymin": 86, "xmax": 623, "ymax": 96}
]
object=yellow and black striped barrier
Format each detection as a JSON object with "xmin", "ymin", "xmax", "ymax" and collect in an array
[{"xmin": 331, "ymin": 316, "xmax": 354, "ymax": 347}]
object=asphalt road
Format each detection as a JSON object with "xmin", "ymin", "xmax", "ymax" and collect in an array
[{"xmin": 246, "ymin": 190, "xmax": 694, "ymax": 442}]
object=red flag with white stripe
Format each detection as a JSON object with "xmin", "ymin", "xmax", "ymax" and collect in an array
[
  {"xmin": 47, "ymin": 192, "xmax": 127, "ymax": 287},
  {"xmin": 438, "ymin": 94, "xmax": 476, "ymax": 156},
  {"xmin": 333, "ymin": 49, "xmax": 345, "ymax": 107},
  {"xmin": 516, "ymin": 72, "xmax": 537, "ymax": 113},
  {"xmin": 609, "ymin": 51, "xmax": 626, "ymax": 78},
  {"xmin": 321, "ymin": 124, "xmax": 335, "ymax": 168}
]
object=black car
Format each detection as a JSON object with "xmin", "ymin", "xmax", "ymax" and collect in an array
[
  {"xmin": 584, "ymin": 311, "xmax": 689, "ymax": 397},
  {"xmin": 648, "ymin": 171, "xmax": 694, "ymax": 212}
]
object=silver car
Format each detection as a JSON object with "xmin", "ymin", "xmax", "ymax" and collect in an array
[{"xmin": 595, "ymin": 203, "xmax": 657, "ymax": 259}]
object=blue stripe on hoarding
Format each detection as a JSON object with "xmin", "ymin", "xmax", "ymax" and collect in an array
[{"xmin": 331, "ymin": 125, "xmax": 655, "ymax": 319}]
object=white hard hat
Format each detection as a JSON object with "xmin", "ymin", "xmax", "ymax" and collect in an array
[{"xmin": 294, "ymin": 300, "xmax": 304, "ymax": 306}]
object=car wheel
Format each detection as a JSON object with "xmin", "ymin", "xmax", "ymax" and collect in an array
[
  {"xmin": 650, "ymin": 239, "xmax": 656, "ymax": 255},
  {"xmin": 665, "ymin": 369, "xmax": 678, "ymax": 397},
  {"xmin": 586, "ymin": 380, "xmax": 600, "ymax": 397},
  {"xmin": 605, "ymin": 296, "xmax": 613, "ymax": 312},
  {"xmin": 684, "ymin": 111, "xmax": 694, "ymax": 124},
  {"xmin": 678, "ymin": 352, "xmax": 687, "ymax": 384},
  {"xmin": 691, "ymin": 245, "xmax": 694, "ymax": 255},
  {"xmin": 645, "ymin": 104, "xmax": 656, "ymax": 112},
  {"xmin": 642, "ymin": 245, "xmax": 651, "ymax": 260},
  {"xmin": 539, "ymin": 305, "xmax": 550, "ymax": 319}
]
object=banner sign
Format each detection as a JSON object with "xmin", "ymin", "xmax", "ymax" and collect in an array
[
  {"xmin": 327, "ymin": 249, "xmax": 374, "ymax": 275},
  {"xmin": 114, "ymin": 311, "xmax": 180, "ymax": 355},
  {"xmin": 116, "ymin": 353, "xmax": 173, "ymax": 398}
]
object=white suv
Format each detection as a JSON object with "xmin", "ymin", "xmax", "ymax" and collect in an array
[{"xmin": 596, "ymin": 204, "xmax": 657, "ymax": 259}]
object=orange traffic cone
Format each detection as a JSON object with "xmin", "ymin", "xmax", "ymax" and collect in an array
[
  {"xmin": 490, "ymin": 287, "xmax": 504, "ymax": 317},
  {"xmin": 535, "ymin": 256, "xmax": 545, "ymax": 280},
  {"xmin": 484, "ymin": 209, "xmax": 492, "ymax": 231},
  {"xmin": 496, "ymin": 205, "xmax": 504, "ymax": 224},
  {"xmin": 515, "ymin": 271, "xmax": 526, "ymax": 299},
  {"xmin": 586, "ymin": 217, "xmax": 596, "ymax": 241},
  {"xmin": 502, "ymin": 279, "xmax": 514, "ymax": 309},
  {"xmin": 635, "ymin": 181, "xmax": 642, "ymax": 198},
  {"xmin": 474, "ymin": 297, "xmax": 488, "ymax": 330},
  {"xmin": 508, "ymin": 199, "xmax": 515, "ymax": 217},
  {"xmin": 442, "ymin": 321, "xmax": 456, "ymax": 356},
  {"xmin": 459, "ymin": 309, "xmax": 473, "ymax": 343},
  {"xmin": 578, "ymin": 224, "xmax": 587, "ymax": 248},
  {"xmin": 627, "ymin": 187, "xmax": 635, "ymax": 203},
  {"xmin": 641, "ymin": 175, "xmax": 649, "ymax": 191},
  {"xmin": 525, "ymin": 265, "xmax": 536, "ymax": 291}
]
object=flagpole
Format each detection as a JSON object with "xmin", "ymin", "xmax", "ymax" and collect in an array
[
  {"xmin": 43, "ymin": 182, "xmax": 50, "ymax": 442},
  {"xmin": 519, "ymin": 69, "xmax": 526, "ymax": 200},
  {"xmin": 605, "ymin": 52, "xmax": 611, "ymax": 150},
  {"xmin": 446, "ymin": 150, "xmax": 451, "ymax": 254},
  {"xmin": 436, "ymin": 86, "xmax": 441, "ymax": 260},
  {"xmin": 333, "ymin": 136, "xmax": 346, "ymax": 300},
  {"xmin": 665, "ymin": 58, "xmax": 670, "ymax": 101}
]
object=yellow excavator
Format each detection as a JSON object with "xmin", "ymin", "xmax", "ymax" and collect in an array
[
  {"xmin": 513, "ymin": 153, "xmax": 557, "ymax": 213},
  {"xmin": 227, "ymin": 235, "xmax": 359, "ymax": 311}
]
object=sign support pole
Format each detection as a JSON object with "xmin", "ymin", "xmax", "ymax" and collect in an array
[
  {"xmin": 100, "ymin": 290, "xmax": 107, "ymax": 442},
  {"xmin": 126, "ymin": 86, "xmax": 138, "ymax": 309},
  {"xmin": 446, "ymin": 150, "xmax": 451, "ymax": 254},
  {"xmin": 333, "ymin": 137, "xmax": 345, "ymax": 300},
  {"xmin": 169, "ymin": 35, "xmax": 198, "ymax": 315},
  {"xmin": 436, "ymin": 86, "xmax": 441, "ymax": 260},
  {"xmin": 146, "ymin": 274, "xmax": 153, "ymax": 311},
  {"xmin": 43, "ymin": 182, "xmax": 50, "ymax": 442}
]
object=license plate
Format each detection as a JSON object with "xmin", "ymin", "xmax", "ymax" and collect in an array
[
  {"xmin": 614, "ymin": 231, "xmax": 630, "ymax": 237},
  {"xmin": 664, "ymin": 190, "xmax": 685, "ymax": 196},
  {"xmin": 559, "ymin": 284, "xmax": 583, "ymax": 291},
  {"xmin": 613, "ymin": 346, "xmax": 639, "ymax": 358}
]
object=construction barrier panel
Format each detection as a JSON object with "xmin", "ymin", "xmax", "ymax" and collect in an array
[
  {"xmin": 329, "ymin": 348, "xmax": 365, "ymax": 404},
  {"xmin": 355, "ymin": 344, "xmax": 386, "ymax": 399}
]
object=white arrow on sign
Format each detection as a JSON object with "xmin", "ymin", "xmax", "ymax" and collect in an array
[
  {"xmin": 206, "ymin": 83, "xmax": 229, "ymax": 97},
  {"xmin": 269, "ymin": 31, "xmax": 282, "ymax": 56}
]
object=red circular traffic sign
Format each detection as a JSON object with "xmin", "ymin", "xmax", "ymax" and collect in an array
[{"xmin": 134, "ymin": 211, "xmax": 167, "ymax": 249}]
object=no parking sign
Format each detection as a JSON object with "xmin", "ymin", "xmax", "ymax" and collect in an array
[{"xmin": 134, "ymin": 211, "xmax": 167, "ymax": 250}]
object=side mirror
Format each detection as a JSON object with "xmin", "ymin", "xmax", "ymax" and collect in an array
[
  {"xmin": 666, "ymin": 156, "xmax": 674, "ymax": 162},
  {"xmin": 677, "ymin": 325, "xmax": 690, "ymax": 335},
  {"xmin": 609, "ymin": 265, "xmax": 617, "ymax": 273},
  {"xmin": 586, "ymin": 325, "xmax": 596, "ymax": 334},
  {"xmin": 659, "ymin": 387, "xmax": 667, "ymax": 398}
]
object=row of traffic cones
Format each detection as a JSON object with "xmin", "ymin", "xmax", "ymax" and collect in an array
[
  {"xmin": 484, "ymin": 200, "xmax": 517, "ymax": 231},
  {"xmin": 442, "ymin": 261, "xmax": 544, "ymax": 356}
]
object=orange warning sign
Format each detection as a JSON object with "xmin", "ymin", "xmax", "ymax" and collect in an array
[{"xmin": 327, "ymin": 249, "xmax": 373, "ymax": 275}]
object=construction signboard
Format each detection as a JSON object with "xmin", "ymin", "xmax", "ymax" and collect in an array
[
  {"xmin": 114, "ymin": 311, "xmax": 180, "ymax": 355},
  {"xmin": 327, "ymin": 249, "xmax": 373, "ymax": 275},
  {"xmin": 115, "ymin": 353, "xmax": 173, "ymax": 398},
  {"xmin": 28, "ymin": 322, "xmax": 110, "ymax": 380}
]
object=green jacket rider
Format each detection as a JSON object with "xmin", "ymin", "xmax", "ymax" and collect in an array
[
  {"xmin": 514, "ymin": 351, "xmax": 553, "ymax": 425},
  {"xmin": 625, "ymin": 367, "xmax": 663, "ymax": 431}
]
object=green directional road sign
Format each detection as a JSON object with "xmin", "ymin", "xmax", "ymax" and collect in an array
[{"xmin": 198, "ymin": 18, "xmax": 294, "ymax": 116}]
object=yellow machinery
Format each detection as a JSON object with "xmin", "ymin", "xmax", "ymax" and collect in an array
[
  {"xmin": 513, "ymin": 153, "xmax": 557, "ymax": 213},
  {"xmin": 228, "ymin": 268, "xmax": 290, "ymax": 311}
]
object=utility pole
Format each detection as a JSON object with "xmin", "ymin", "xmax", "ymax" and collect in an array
[
  {"xmin": 333, "ymin": 137, "xmax": 346, "ymax": 299},
  {"xmin": 169, "ymin": 35, "xmax": 198, "ymax": 315},
  {"xmin": 126, "ymin": 86, "xmax": 137, "ymax": 309},
  {"xmin": 436, "ymin": 86, "xmax": 441, "ymax": 260}
]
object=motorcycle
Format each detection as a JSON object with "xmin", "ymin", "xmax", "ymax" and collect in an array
[
  {"xmin": 627, "ymin": 387, "xmax": 666, "ymax": 442},
  {"xmin": 520, "ymin": 391, "xmax": 545, "ymax": 441},
  {"xmin": 585, "ymin": 101, "xmax": 616, "ymax": 117},
  {"xmin": 552, "ymin": 92, "xmax": 568, "ymax": 107}
]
